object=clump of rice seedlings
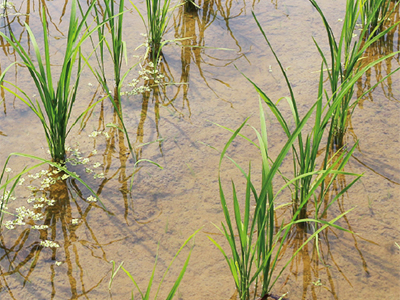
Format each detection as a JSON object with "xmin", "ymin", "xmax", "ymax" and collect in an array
[
  {"xmin": 310, "ymin": 0, "xmax": 400, "ymax": 148},
  {"xmin": 209, "ymin": 99, "xmax": 355, "ymax": 300},
  {"xmin": 80, "ymin": 0, "xmax": 161, "ymax": 176},
  {"xmin": 89, "ymin": 0, "xmax": 128, "ymax": 95},
  {"xmin": 0, "ymin": 0, "xmax": 100, "ymax": 163},
  {"xmin": 131, "ymin": 0, "xmax": 184, "ymax": 65},
  {"xmin": 109, "ymin": 229, "xmax": 199, "ymax": 300},
  {"xmin": 359, "ymin": 0, "xmax": 399, "ymax": 35},
  {"xmin": 244, "ymin": 12, "xmax": 362, "ymax": 223}
]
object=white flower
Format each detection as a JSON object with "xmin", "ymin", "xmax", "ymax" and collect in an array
[
  {"xmin": 27, "ymin": 197, "xmax": 36, "ymax": 204},
  {"xmin": 61, "ymin": 174, "xmax": 70, "ymax": 180},
  {"xmin": 32, "ymin": 225, "xmax": 48, "ymax": 230},
  {"xmin": 87, "ymin": 195, "xmax": 97, "ymax": 202},
  {"xmin": 5, "ymin": 168, "xmax": 11, "ymax": 173},
  {"xmin": 103, "ymin": 132, "xmax": 110, "ymax": 140},
  {"xmin": 46, "ymin": 199, "xmax": 56, "ymax": 206},
  {"xmin": 4, "ymin": 221, "xmax": 15, "ymax": 230},
  {"xmin": 40, "ymin": 240, "xmax": 60, "ymax": 248},
  {"xmin": 93, "ymin": 162, "xmax": 101, "ymax": 168},
  {"xmin": 72, "ymin": 219, "xmax": 79, "ymax": 225},
  {"xmin": 55, "ymin": 261, "xmax": 62, "ymax": 266},
  {"xmin": 91, "ymin": 149, "xmax": 97, "ymax": 155},
  {"xmin": 89, "ymin": 131, "xmax": 99, "ymax": 138},
  {"xmin": 94, "ymin": 173, "xmax": 105, "ymax": 179}
]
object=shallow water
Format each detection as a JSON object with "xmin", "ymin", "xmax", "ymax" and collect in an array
[{"xmin": 0, "ymin": 0, "xmax": 399, "ymax": 299}]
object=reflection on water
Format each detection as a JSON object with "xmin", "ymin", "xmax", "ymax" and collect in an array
[
  {"xmin": 124, "ymin": 0, "xmax": 257, "ymax": 156},
  {"xmin": 0, "ymin": 166, "xmax": 120, "ymax": 299},
  {"xmin": 356, "ymin": 3, "xmax": 400, "ymax": 107},
  {"xmin": 278, "ymin": 166, "xmax": 372, "ymax": 300},
  {"xmin": 0, "ymin": 0, "xmax": 399, "ymax": 299}
]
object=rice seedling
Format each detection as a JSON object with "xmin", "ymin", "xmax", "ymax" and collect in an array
[
  {"xmin": 244, "ymin": 12, "xmax": 362, "ymax": 222},
  {"xmin": 131, "ymin": 0, "xmax": 184, "ymax": 64},
  {"xmin": 79, "ymin": 0, "xmax": 139, "ymax": 164},
  {"xmin": 80, "ymin": 1, "xmax": 165, "ymax": 189},
  {"xmin": 109, "ymin": 229, "xmax": 199, "ymax": 299},
  {"xmin": 209, "ymin": 99, "xmax": 356, "ymax": 299},
  {"xmin": 0, "ymin": 0, "xmax": 102, "ymax": 163},
  {"xmin": 310, "ymin": 0, "xmax": 400, "ymax": 148},
  {"xmin": 359, "ymin": 0, "xmax": 399, "ymax": 34}
]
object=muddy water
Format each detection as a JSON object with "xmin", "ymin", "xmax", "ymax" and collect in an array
[{"xmin": 0, "ymin": 0, "xmax": 399, "ymax": 299}]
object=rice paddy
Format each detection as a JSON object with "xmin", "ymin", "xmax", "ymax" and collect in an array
[{"xmin": 0, "ymin": 0, "xmax": 399, "ymax": 299}]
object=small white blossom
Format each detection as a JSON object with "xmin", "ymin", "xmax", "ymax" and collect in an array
[
  {"xmin": 89, "ymin": 131, "xmax": 99, "ymax": 138},
  {"xmin": 46, "ymin": 199, "xmax": 56, "ymax": 206},
  {"xmin": 94, "ymin": 173, "xmax": 105, "ymax": 179},
  {"xmin": 87, "ymin": 195, "xmax": 97, "ymax": 202},
  {"xmin": 40, "ymin": 240, "xmax": 60, "ymax": 248},
  {"xmin": 32, "ymin": 225, "xmax": 48, "ymax": 230},
  {"xmin": 61, "ymin": 174, "xmax": 70, "ymax": 181},
  {"xmin": 4, "ymin": 221, "xmax": 15, "ymax": 230},
  {"xmin": 103, "ymin": 132, "xmax": 110, "ymax": 140}
]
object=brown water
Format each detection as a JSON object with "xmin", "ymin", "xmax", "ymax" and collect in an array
[{"xmin": 0, "ymin": 0, "xmax": 399, "ymax": 299}]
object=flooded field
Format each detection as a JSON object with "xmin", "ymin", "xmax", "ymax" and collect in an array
[{"xmin": 0, "ymin": 0, "xmax": 399, "ymax": 299}]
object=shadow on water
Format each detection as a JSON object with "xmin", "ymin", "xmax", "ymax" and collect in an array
[{"xmin": 278, "ymin": 161, "xmax": 371, "ymax": 300}]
